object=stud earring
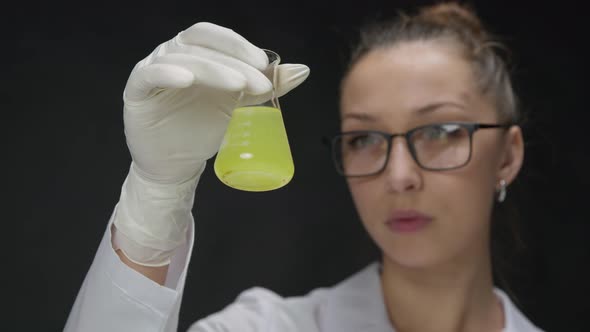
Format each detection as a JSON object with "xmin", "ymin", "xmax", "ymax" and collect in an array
[{"xmin": 497, "ymin": 179, "xmax": 507, "ymax": 203}]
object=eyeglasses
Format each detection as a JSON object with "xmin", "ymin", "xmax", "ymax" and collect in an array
[{"xmin": 324, "ymin": 122, "xmax": 512, "ymax": 177}]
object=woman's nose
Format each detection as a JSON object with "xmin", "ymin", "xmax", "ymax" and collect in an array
[{"xmin": 383, "ymin": 137, "xmax": 422, "ymax": 193}]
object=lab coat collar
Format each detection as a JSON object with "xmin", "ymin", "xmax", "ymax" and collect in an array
[
  {"xmin": 319, "ymin": 261, "xmax": 396, "ymax": 332},
  {"xmin": 317, "ymin": 261, "xmax": 534, "ymax": 332}
]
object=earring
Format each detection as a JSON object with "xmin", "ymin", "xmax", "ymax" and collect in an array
[{"xmin": 497, "ymin": 179, "xmax": 507, "ymax": 203}]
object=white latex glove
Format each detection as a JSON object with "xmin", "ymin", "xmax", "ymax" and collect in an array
[{"xmin": 112, "ymin": 22, "xmax": 310, "ymax": 266}]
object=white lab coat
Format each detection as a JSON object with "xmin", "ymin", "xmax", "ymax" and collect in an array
[{"xmin": 64, "ymin": 205, "xmax": 544, "ymax": 332}]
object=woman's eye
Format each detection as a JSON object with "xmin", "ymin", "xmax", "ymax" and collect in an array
[
  {"xmin": 347, "ymin": 134, "xmax": 380, "ymax": 149},
  {"xmin": 423, "ymin": 124, "xmax": 462, "ymax": 140}
]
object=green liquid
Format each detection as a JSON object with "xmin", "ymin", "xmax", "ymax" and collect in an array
[{"xmin": 214, "ymin": 106, "xmax": 294, "ymax": 192}]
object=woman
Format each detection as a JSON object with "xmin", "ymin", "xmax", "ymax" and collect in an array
[{"xmin": 65, "ymin": 2, "xmax": 543, "ymax": 331}]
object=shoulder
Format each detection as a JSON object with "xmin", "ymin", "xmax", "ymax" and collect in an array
[
  {"xmin": 187, "ymin": 262, "xmax": 383, "ymax": 332},
  {"xmin": 187, "ymin": 284, "xmax": 330, "ymax": 332},
  {"xmin": 494, "ymin": 288, "xmax": 545, "ymax": 332}
]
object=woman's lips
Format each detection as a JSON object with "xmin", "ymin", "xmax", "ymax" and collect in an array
[{"xmin": 386, "ymin": 210, "xmax": 433, "ymax": 233}]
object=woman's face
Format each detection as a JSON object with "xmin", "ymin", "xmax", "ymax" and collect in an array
[{"xmin": 340, "ymin": 41, "xmax": 523, "ymax": 269}]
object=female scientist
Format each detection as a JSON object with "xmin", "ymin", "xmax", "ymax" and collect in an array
[{"xmin": 64, "ymin": 2, "xmax": 543, "ymax": 331}]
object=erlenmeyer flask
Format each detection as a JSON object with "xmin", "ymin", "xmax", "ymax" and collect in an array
[{"xmin": 213, "ymin": 50, "xmax": 294, "ymax": 192}]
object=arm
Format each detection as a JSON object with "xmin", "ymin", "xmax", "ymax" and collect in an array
[
  {"xmin": 64, "ymin": 203, "xmax": 195, "ymax": 332},
  {"xmin": 116, "ymin": 249, "xmax": 168, "ymax": 285},
  {"xmin": 64, "ymin": 22, "xmax": 309, "ymax": 332}
]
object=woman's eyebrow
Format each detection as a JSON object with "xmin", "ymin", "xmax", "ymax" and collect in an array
[
  {"xmin": 413, "ymin": 101, "xmax": 467, "ymax": 115},
  {"xmin": 342, "ymin": 101, "xmax": 467, "ymax": 122},
  {"xmin": 341, "ymin": 113, "xmax": 377, "ymax": 122}
]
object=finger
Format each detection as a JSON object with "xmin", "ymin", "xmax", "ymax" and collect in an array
[
  {"xmin": 124, "ymin": 64, "xmax": 194, "ymax": 102},
  {"xmin": 177, "ymin": 22, "xmax": 268, "ymax": 71},
  {"xmin": 161, "ymin": 43, "xmax": 273, "ymax": 95},
  {"xmin": 152, "ymin": 53, "xmax": 249, "ymax": 92},
  {"xmin": 275, "ymin": 63, "xmax": 310, "ymax": 98}
]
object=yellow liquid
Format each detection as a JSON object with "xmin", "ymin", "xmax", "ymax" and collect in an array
[{"xmin": 214, "ymin": 106, "xmax": 294, "ymax": 192}]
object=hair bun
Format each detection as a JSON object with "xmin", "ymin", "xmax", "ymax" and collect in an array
[{"xmin": 416, "ymin": 2, "xmax": 488, "ymax": 41}]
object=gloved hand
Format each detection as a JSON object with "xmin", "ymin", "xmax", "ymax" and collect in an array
[{"xmin": 112, "ymin": 22, "xmax": 310, "ymax": 266}]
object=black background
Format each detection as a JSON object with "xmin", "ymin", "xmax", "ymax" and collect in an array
[{"xmin": 7, "ymin": 0, "xmax": 589, "ymax": 331}]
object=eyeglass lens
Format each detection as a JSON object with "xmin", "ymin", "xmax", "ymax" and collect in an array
[{"xmin": 335, "ymin": 124, "xmax": 472, "ymax": 175}]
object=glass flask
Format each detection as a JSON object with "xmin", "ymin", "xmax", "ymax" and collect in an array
[{"xmin": 213, "ymin": 50, "xmax": 294, "ymax": 192}]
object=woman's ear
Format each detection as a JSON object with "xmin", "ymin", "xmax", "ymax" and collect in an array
[{"xmin": 497, "ymin": 125, "xmax": 524, "ymax": 185}]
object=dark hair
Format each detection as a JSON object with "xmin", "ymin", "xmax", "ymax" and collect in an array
[
  {"xmin": 342, "ymin": 2, "xmax": 526, "ymax": 303},
  {"xmin": 343, "ymin": 2, "xmax": 520, "ymax": 124}
]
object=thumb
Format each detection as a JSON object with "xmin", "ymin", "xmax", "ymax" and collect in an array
[
  {"xmin": 275, "ymin": 63, "xmax": 310, "ymax": 98},
  {"xmin": 235, "ymin": 63, "xmax": 310, "ymax": 107}
]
